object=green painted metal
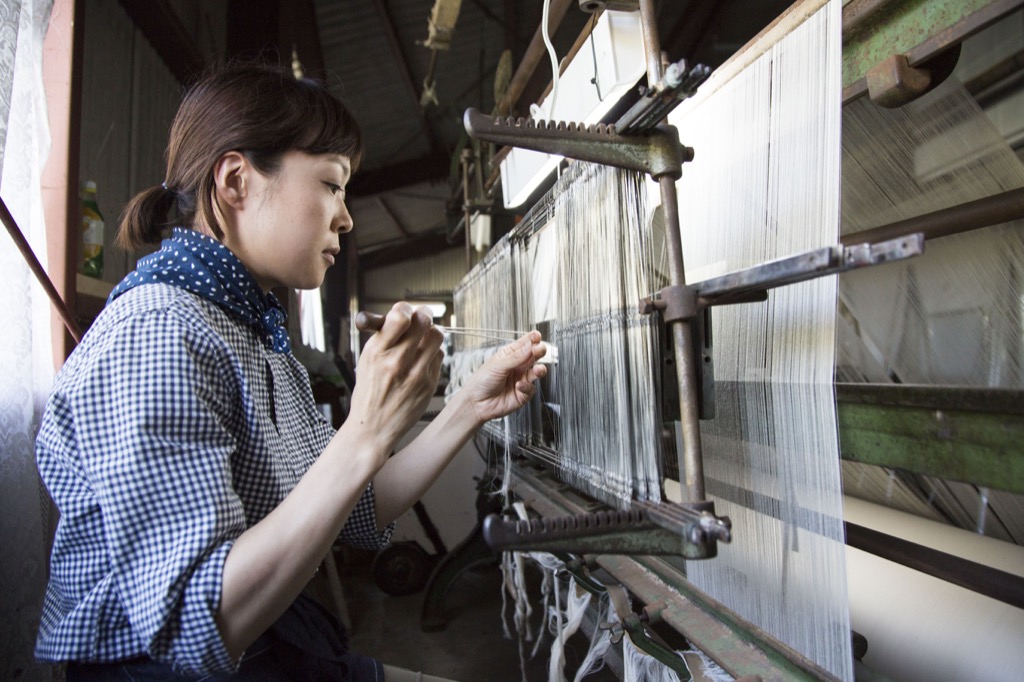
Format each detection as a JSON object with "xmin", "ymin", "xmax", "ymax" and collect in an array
[
  {"xmin": 510, "ymin": 463, "xmax": 836, "ymax": 681},
  {"xmin": 597, "ymin": 555, "xmax": 838, "ymax": 682},
  {"xmin": 842, "ymin": 0, "xmax": 1023, "ymax": 92},
  {"xmin": 836, "ymin": 384, "xmax": 1024, "ymax": 495}
]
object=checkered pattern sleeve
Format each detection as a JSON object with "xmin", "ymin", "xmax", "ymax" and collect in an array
[
  {"xmin": 41, "ymin": 305, "xmax": 245, "ymax": 674},
  {"xmin": 342, "ymin": 482, "xmax": 395, "ymax": 550}
]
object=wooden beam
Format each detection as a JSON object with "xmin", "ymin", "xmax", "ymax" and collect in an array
[
  {"xmin": 376, "ymin": 196, "xmax": 411, "ymax": 239},
  {"xmin": 499, "ymin": 0, "xmax": 573, "ymax": 117},
  {"xmin": 359, "ymin": 231, "xmax": 459, "ymax": 270},
  {"xmin": 348, "ymin": 152, "xmax": 451, "ymax": 197},
  {"xmin": 42, "ymin": 0, "xmax": 84, "ymax": 367},
  {"xmin": 118, "ymin": 0, "xmax": 205, "ymax": 85},
  {"xmin": 371, "ymin": 0, "xmax": 440, "ymax": 154}
]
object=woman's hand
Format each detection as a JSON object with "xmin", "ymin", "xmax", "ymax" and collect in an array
[
  {"xmin": 461, "ymin": 331, "xmax": 548, "ymax": 425},
  {"xmin": 345, "ymin": 302, "xmax": 444, "ymax": 453}
]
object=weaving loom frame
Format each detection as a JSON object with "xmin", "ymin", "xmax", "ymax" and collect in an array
[{"xmin": 436, "ymin": 1, "xmax": 1024, "ymax": 680}]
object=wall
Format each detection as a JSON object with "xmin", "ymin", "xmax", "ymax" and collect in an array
[
  {"xmin": 362, "ymin": 246, "xmax": 468, "ymax": 318},
  {"xmin": 77, "ymin": 0, "xmax": 227, "ymax": 288}
]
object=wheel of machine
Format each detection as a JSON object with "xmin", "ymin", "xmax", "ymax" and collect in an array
[{"xmin": 372, "ymin": 541, "xmax": 432, "ymax": 596}]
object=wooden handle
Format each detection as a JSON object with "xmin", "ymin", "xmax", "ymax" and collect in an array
[{"xmin": 355, "ymin": 310, "xmax": 385, "ymax": 331}]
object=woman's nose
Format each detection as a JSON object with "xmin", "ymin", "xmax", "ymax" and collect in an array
[{"xmin": 334, "ymin": 201, "xmax": 353, "ymax": 234}]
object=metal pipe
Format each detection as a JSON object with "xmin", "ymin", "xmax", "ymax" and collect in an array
[
  {"xmin": 846, "ymin": 522, "xmax": 1024, "ymax": 610},
  {"xmin": 1, "ymin": 195, "xmax": 83, "ymax": 343},
  {"xmin": 659, "ymin": 176, "xmax": 706, "ymax": 503},
  {"xmin": 840, "ymin": 187, "xmax": 1024, "ymax": 245},
  {"xmin": 631, "ymin": 0, "xmax": 706, "ymax": 503},
  {"xmin": 638, "ymin": 0, "xmax": 664, "ymax": 86},
  {"xmin": 636, "ymin": 0, "xmax": 705, "ymax": 503},
  {"xmin": 462, "ymin": 148, "xmax": 473, "ymax": 270}
]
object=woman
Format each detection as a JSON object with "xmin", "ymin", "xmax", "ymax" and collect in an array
[{"xmin": 34, "ymin": 61, "xmax": 546, "ymax": 680}]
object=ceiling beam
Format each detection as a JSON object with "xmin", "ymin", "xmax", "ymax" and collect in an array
[
  {"xmin": 118, "ymin": 0, "xmax": 206, "ymax": 85},
  {"xmin": 371, "ymin": 0, "xmax": 440, "ymax": 155},
  {"xmin": 348, "ymin": 151, "xmax": 451, "ymax": 197},
  {"xmin": 376, "ymin": 196, "xmax": 411, "ymax": 239},
  {"xmin": 498, "ymin": 0, "xmax": 573, "ymax": 116},
  {"xmin": 360, "ymin": 231, "xmax": 459, "ymax": 270},
  {"xmin": 226, "ymin": 0, "xmax": 325, "ymax": 78}
]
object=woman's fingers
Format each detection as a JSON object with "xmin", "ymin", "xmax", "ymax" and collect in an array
[{"xmin": 347, "ymin": 302, "xmax": 445, "ymax": 444}]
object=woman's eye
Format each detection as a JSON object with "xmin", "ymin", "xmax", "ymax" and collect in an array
[{"xmin": 323, "ymin": 182, "xmax": 342, "ymax": 195}]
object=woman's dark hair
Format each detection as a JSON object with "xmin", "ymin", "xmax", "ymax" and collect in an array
[{"xmin": 117, "ymin": 61, "xmax": 362, "ymax": 250}]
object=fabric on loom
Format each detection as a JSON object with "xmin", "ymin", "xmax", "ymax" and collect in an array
[{"xmin": 109, "ymin": 227, "xmax": 291, "ymax": 353}]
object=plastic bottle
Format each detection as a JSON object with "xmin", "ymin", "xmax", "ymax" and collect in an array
[{"xmin": 81, "ymin": 180, "xmax": 104, "ymax": 278}]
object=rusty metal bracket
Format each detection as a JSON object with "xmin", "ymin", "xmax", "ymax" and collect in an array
[
  {"xmin": 615, "ymin": 58, "xmax": 712, "ymax": 135},
  {"xmin": 463, "ymin": 108, "xmax": 693, "ymax": 180},
  {"xmin": 866, "ymin": 54, "xmax": 932, "ymax": 108},
  {"xmin": 554, "ymin": 553, "xmax": 608, "ymax": 596},
  {"xmin": 604, "ymin": 584, "xmax": 693, "ymax": 676}
]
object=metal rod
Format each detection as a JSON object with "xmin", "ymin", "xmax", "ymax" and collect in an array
[
  {"xmin": 636, "ymin": 0, "xmax": 706, "ymax": 504},
  {"xmin": 659, "ymin": 175, "xmax": 706, "ymax": 503},
  {"xmin": 1, "ymin": 195, "xmax": 83, "ymax": 343},
  {"xmin": 638, "ymin": 0, "xmax": 664, "ymax": 87},
  {"xmin": 845, "ymin": 522, "xmax": 1024, "ymax": 610},
  {"xmin": 462, "ymin": 149, "xmax": 472, "ymax": 271},
  {"xmin": 840, "ymin": 187, "xmax": 1024, "ymax": 246}
]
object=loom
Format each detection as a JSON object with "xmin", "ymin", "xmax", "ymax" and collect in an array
[{"xmin": 429, "ymin": 1, "xmax": 1024, "ymax": 680}]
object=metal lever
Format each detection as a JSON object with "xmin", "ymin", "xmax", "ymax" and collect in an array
[
  {"xmin": 463, "ymin": 108, "xmax": 692, "ymax": 180},
  {"xmin": 641, "ymin": 233, "xmax": 926, "ymax": 325}
]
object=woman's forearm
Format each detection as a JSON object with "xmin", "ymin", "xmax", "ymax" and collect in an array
[
  {"xmin": 215, "ymin": 427, "xmax": 387, "ymax": 662},
  {"xmin": 371, "ymin": 392, "xmax": 482, "ymax": 526}
]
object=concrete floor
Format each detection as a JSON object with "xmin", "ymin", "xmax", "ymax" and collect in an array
[{"xmin": 336, "ymin": 549, "xmax": 619, "ymax": 682}]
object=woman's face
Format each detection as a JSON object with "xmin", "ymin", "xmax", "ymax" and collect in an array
[{"xmin": 229, "ymin": 150, "xmax": 353, "ymax": 292}]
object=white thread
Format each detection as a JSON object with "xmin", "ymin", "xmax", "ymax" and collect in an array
[
  {"xmin": 622, "ymin": 634, "xmax": 682, "ymax": 682},
  {"xmin": 548, "ymin": 578, "xmax": 593, "ymax": 682},
  {"xmin": 670, "ymin": 1, "xmax": 852, "ymax": 678},
  {"xmin": 572, "ymin": 595, "xmax": 613, "ymax": 682}
]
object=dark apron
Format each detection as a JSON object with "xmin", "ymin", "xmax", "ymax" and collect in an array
[{"xmin": 66, "ymin": 592, "xmax": 383, "ymax": 681}]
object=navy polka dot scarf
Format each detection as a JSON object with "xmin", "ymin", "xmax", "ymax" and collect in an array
[{"xmin": 109, "ymin": 228, "xmax": 291, "ymax": 353}]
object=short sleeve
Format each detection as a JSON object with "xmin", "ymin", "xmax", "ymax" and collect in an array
[{"xmin": 340, "ymin": 482, "xmax": 395, "ymax": 551}]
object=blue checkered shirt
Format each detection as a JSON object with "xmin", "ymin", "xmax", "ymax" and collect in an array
[{"xmin": 34, "ymin": 283, "xmax": 394, "ymax": 675}]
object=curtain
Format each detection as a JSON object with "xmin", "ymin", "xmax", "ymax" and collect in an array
[{"xmin": 0, "ymin": 0, "xmax": 58, "ymax": 678}]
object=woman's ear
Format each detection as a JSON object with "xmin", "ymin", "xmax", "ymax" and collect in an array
[{"xmin": 212, "ymin": 151, "xmax": 250, "ymax": 211}]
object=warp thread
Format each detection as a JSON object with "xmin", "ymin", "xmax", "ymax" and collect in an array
[{"xmin": 449, "ymin": 161, "xmax": 663, "ymax": 510}]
